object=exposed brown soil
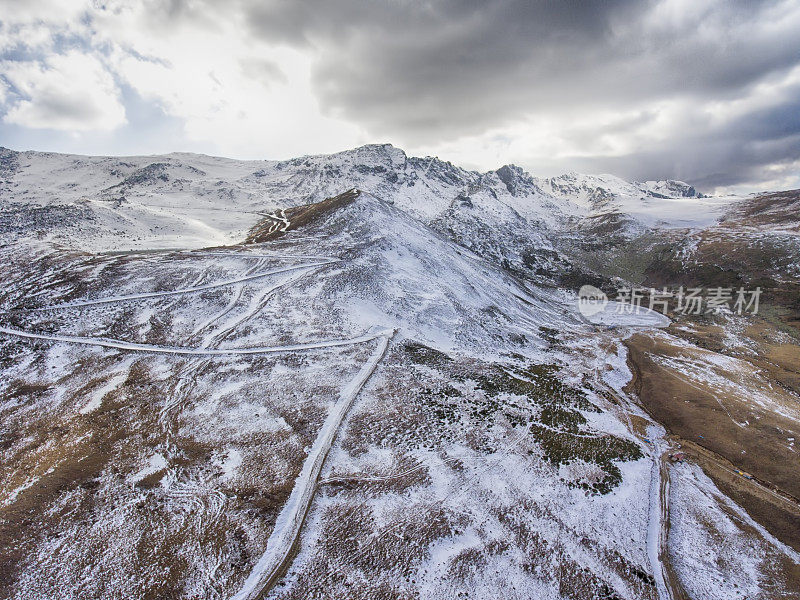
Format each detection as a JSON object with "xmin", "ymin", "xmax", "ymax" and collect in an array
[
  {"xmin": 245, "ymin": 189, "xmax": 361, "ymax": 243},
  {"xmin": 0, "ymin": 351, "xmax": 313, "ymax": 599},
  {"xmin": 745, "ymin": 321, "xmax": 800, "ymax": 395},
  {"xmin": 625, "ymin": 329, "xmax": 800, "ymax": 551},
  {"xmin": 0, "ymin": 392, "xmax": 119, "ymax": 596},
  {"xmin": 679, "ymin": 438, "xmax": 800, "ymax": 552},
  {"xmin": 722, "ymin": 188, "xmax": 800, "ymax": 229}
]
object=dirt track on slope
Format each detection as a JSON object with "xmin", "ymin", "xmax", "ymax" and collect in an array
[
  {"xmin": 625, "ymin": 331, "xmax": 800, "ymax": 553},
  {"xmin": 245, "ymin": 189, "xmax": 360, "ymax": 243}
]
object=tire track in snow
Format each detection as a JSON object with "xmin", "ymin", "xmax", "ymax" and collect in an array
[
  {"xmin": 646, "ymin": 438, "xmax": 677, "ymax": 600},
  {"xmin": 28, "ymin": 260, "xmax": 337, "ymax": 310},
  {"xmin": 0, "ymin": 326, "xmax": 391, "ymax": 356},
  {"xmin": 162, "ymin": 263, "xmax": 317, "ymax": 437},
  {"xmin": 162, "ymin": 262, "xmax": 312, "ymax": 435},
  {"xmin": 195, "ymin": 252, "xmax": 335, "ymax": 261},
  {"xmin": 199, "ymin": 266, "xmax": 320, "ymax": 349},
  {"xmin": 188, "ymin": 258, "xmax": 267, "ymax": 341},
  {"xmin": 263, "ymin": 209, "xmax": 290, "ymax": 234},
  {"xmin": 2, "ymin": 248, "xmax": 391, "ymax": 600},
  {"xmin": 230, "ymin": 330, "xmax": 393, "ymax": 600},
  {"xmin": 190, "ymin": 286, "xmax": 246, "ymax": 341},
  {"xmin": 580, "ymin": 329, "xmax": 680, "ymax": 600}
]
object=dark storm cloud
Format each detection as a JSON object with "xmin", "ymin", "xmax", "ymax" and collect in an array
[
  {"xmin": 246, "ymin": 0, "xmax": 649, "ymax": 136},
  {"xmin": 245, "ymin": 0, "xmax": 640, "ymax": 47},
  {"xmin": 550, "ymin": 96, "xmax": 800, "ymax": 188},
  {"xmin": 241, "ymin": 1, "xmax": 798, "ymax": 115},
  {"xmin": 231, "ymin": 0, "xmax": 800, "ymax": 188},
  {"xmin": 114, "ymin": 0, "xmax": 800, "ymax": 188}
]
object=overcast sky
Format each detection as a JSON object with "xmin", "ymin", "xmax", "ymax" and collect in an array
[{"xmin": 1, "ymin": 0, "xmax": 799, "ymax": 193}]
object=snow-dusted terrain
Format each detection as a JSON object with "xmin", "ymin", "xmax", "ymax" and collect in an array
[
  {"xmin": 0, "ymin": 144, "xmax": 740, "ymax": 252},
  {"xmin": 1, "ymin": 144, "xmax": 798, "ymax": 600}
]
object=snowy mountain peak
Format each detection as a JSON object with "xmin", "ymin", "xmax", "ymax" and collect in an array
[
  {"xmin": 642, "ymin": 179, "xmax": 701, "ymax": 199},
  {"xmin": 494, "ymin": 164, "xmax": 539, "ymax": 197},
  {"xmin": 0, "ymin": 144, "xmax": 742, "ymax": 252}
]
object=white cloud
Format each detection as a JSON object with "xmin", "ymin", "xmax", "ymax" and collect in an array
[
  {"xmin": 94, "ymin": 2, "xmax": 365, "ymax": 158},
  {"xmin": 0, "ymin": 0, "xmax": 90, "ymax": 54},
  {"xmin": 2, "ymin": 51, "xmax": 126, "ymax": 131},
  {"xmin": 0, "ymin": 0, "xmax": 87, "ymax": 26}
]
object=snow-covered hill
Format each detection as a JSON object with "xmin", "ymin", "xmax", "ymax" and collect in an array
[{"xmin": 1, "ymin": 144, "xmax": 799, "ymax": 600}]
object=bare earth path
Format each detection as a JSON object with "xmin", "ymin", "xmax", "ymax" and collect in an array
[
  {"xmin": 0, "ymin": 326, "xmax": 386, "ymax": 356},
  {"xmin": 28, "ymin": 260, "xmax": 337, "ymax": 310},
  {"xmin": 230, "ymin": 330, "xmax": 394, "ymax": 600},
  {"xmin": 0, "ymin": 250, "xmax": 395, "ymax": 599}
]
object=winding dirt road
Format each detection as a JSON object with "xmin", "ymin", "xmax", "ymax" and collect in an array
[
  {"xmin": 0, "ymin": 250, "xmax": 395, "ymax": 599},
  {"xmin": 0, "ymin": 326, "xmax": 385, "ymax": 356},
  {"xmin": 31, "ymin": 260, "xmax": 337, "ymax": 310},
  {"xmin": 587, "ymin": 330, "xmax": 683, "ymax": 600},
  {"xmin": 230, "ymin": 330, "xmax": 394, "ymax": 600}
]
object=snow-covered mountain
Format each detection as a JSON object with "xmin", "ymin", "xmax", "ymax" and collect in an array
[
  {"xmin": 1, "ymin": 144, "xmax": 799, "ymax": 600},
  {"xmin": 0, "ymin": 144, "xmax": 733, "ymax": 251}
]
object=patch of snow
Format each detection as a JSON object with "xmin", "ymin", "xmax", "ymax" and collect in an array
[{"xmin": 128, "ymin": 453, "xmax": 168, "ymax": 485}]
